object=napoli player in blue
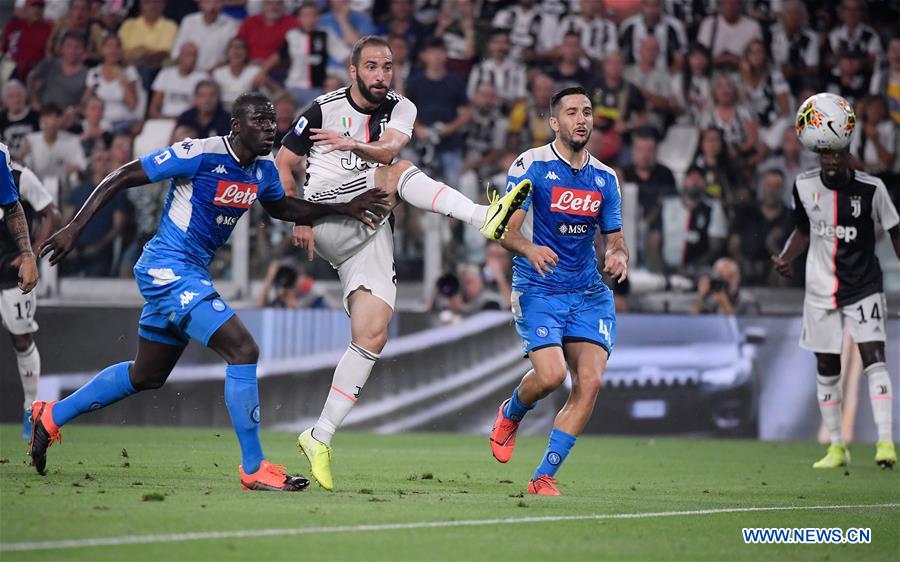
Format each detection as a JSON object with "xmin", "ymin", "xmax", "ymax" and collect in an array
[
  {"xmin": 30, "ymin": 93, "xmax": 389, "ymax": 492},
  {"xmin": 1, "ymin": 142, "xmax": 39, "ymax": 294},
  {"xmin": 489, "ymin": 87, "xmax": 629, "ymax": 496}
]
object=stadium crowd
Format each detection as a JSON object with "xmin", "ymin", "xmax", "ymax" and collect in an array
[{"xmin": 1, "ymin": 0, "xmax": 898, "ymax": 312}]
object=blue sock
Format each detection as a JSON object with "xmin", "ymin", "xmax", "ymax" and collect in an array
[
  {"xmin": 534, "ymin": 428, "xmax": 577, "ymax": 479},
  {"xmin": 503, "ymin": 386, "xmax": 535, "ymax": 422},
  {"xmin": 225, "ymin": 364, "xmax": 264, "ymax": 474},
  {"xmin": 52, "ymin": 362, "xmax": 135, "ymax": 427}
]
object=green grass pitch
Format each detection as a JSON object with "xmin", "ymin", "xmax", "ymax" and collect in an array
[{"xmin": 1, "ymin": 425, "xmax": 897, "ymax": 561}]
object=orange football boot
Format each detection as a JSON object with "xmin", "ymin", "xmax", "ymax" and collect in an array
[
  {"xmin": 490, "ymin": 400, "xmax": 519, "ymax": 463},
  {"xmin": 528, "ymin": 475, "xmax": 561, "ymax": 496},
  {"xmin": 239, "ymin": 460, "xmax": 310, "ymax": 492},
  {"xmin": 29, "ymin": 400, "xmax": 62, "ymax": 475}
]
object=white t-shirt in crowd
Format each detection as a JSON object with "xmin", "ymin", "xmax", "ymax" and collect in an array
[
  {"xmin": 85, "ymin": 65, "xmax": 141, "ymax": 126},
  {"xmin": 212, "ymin": 64, "xmax": 261, "ymax": 111},
  {"xmin": 23, "ymin": 131, "xmax": 86, "ymax": 181},
  {"xmin": 152, "ymin": 67, "xmax": 209, "ymax": 118},
  {"xmin": 697, "ymin": 15, "xmax": 762, "ymax": 58},
  {"xmin": 172, "ymin": 12, "xmax": 239, "ymax": 72}
]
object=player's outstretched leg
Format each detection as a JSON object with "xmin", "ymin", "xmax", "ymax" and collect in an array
[
  {"xmin": 29, "ymin": 338, "xmax": 184, "ymax": 475},
  {"xmin": 299, "ymin": 290, "xmax": 389, "ymax": 490},
  {"xmin": 376, "ymin": 161, "xmax": 531, "ymax": 241},
  {"xmin": 208, "ymin": 316, "xmax": 309, "ymax": 492},
  {"xmin": 12, "ymin": 334, "xmax": 40, "ymax": 441},
  {"xmin": 812, "ymin": 353, "xmax": 850, "ymax": 468},
  {"xmin": 858, "ymin": 342, "xmax": 895, "ymax": 469}
]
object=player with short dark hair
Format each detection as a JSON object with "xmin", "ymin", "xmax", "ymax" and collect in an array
[
  {"xmin": 773, "ymin": 146, "xmax": 900, "ymax": 469},
  {"xmin": 489, "ymin": 86, "xmax": 629, "ymax": 495},
  {"xmin": 29, "ymin": 92, "xmax": 390, "ymax": 491},
  {"xmin": 275, "ymin": 35, "xmax": 530, "ymax": 491}
]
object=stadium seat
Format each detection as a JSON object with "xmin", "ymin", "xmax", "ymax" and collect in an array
[
  {"xmin": 134, "ymin": 118, "xmax": 177, "ymax": 156},
  {"xmin": 657, "ymin": 125, "xmax": 699, "ymax": 176}
]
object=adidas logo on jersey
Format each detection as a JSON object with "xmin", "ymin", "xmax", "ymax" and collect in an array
[
  {"xmin": 212, "ymin": 164, "xmax": 227, "ymax": 175},
  {"xmin": 812, "ymin": 221, "xmax": 857, "ymax": 242},
  {"xmin": 545, "ymin": 171, "xmax": 560, "ymax": 180}
]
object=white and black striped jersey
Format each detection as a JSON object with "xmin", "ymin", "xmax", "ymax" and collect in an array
[
  {"xmin": 555, "ymin": 14, "xmax": 618, "ymax": 60},
  {"xmin": 792, "ymin": 169, "xmax": 899, "ymax": 309},
  {"xmin": 279, "ymin": 87, "xmax": 416, "ymax": 200},
  {"xmin": 771, "ymin": 25, "xmax": 819, "ymax": 69},
  {"xmin": 282, "ymin": 27, "xmax": 350, "ymax": 91},
  {"xmin": 491, "ymin": 5, "xmax": 558, "ymax": 59},
  {"xmin": 828, "ymin": 24, "xmax": 883, "ymax": 60},
  {"xmin": 618, "ymin": 14, "xmax": 687, "ymax": 70},
  {"xmin": 466, "ymin": 58, "xmax": 528, "ymax": 104}
]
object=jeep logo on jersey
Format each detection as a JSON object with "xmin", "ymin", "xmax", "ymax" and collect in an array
[
  {"xmin": 813, "ymin": 221, "xmax": 858, "ymax": 242},
  {"xmin": 550, "ymin": 187, "xmax": 602, "ymax": 216},
  {"xmin": 214, "ymin": 181, "xmax": 258, "ymax": 208}
]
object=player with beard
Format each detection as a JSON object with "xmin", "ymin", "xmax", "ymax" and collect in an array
[
  {"xmin": 275, "ymin": 36, "xmax": 530, "ymax": 491},
  {"xmin": 488, "ymin": 87, "xmax": 628, "ymax": 495},
  {"xmin": 773, "ymin": 147, "xmax": 900, "ymax": 469},
  {"xmin": 29, "ymin": 92, "xmax": 390, "ymax": 491}
]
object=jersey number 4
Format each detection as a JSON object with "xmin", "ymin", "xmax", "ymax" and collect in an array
[{"xmin": 856, "ymin": 301, "xmax": 881, "ymax": 324}]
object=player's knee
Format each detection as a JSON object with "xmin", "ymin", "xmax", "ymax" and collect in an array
[
  {"xmin": 353, "ymin": 330, "xmax": 387, "ymax": 355},
  {"xmin": 536, "ymin": 364, "xmax": 567, "ymax": 391},
  {"xmin": 857, "ymin": 342, "xmax": 885, "ymax": 367},
  {"xmin": 576, "ymin": 371, "xmax": 603, "ymax": 396},
  {"xmin": 227, "ymin": 337, "xmax": 260, "ymax": 365},
  {"xmin": 380, "ymin": 160, "xmax": 413, "ymax": 190},
  {"xmin": 815, "ymin": 353, "xmax": 841, "ymax": 377},
  {"xmin": 11, "ymin": 333, "xmax": 33, "ymax": 352},
  {"xmin": 131, "ymin": 368, "xmax": 169, "ymax": 391}
]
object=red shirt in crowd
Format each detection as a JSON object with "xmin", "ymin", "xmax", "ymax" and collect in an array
[
  {"xmin": 236, "ymin": 14, "xmax": 298, "ymax": 62},
  {"xmin": 2, "ymin": 16, "xmax": 53, "ymax": 80}
]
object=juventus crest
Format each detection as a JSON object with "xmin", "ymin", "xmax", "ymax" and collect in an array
[{"xmin": 850, "ymin": 197, "xmax": 862, "ymax": 218}]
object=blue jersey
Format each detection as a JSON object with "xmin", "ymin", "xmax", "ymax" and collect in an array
[
  {"xmin": 507, "ymin": 143, "xmax": 622, "ymax": 294},
  {"xmin": 138, "ymin": 136, "xmax": 285, "ymax": 269},
  {"xmin": 0, "ymin": 142, "xmax": 17, "ymax": 206}
]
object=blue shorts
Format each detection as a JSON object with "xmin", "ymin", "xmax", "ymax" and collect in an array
[
  {"xmin": 134, "ymin": 263, "xmax": 234, "ymax": 347},
  {"xmin": 511, "ymin": 284, "xmax": 616, "ymax": 356}
]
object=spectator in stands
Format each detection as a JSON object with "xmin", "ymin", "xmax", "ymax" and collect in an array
[
  {"xmin": 46, "ymin": 0, "xmax": 103, "ymax": 63},
  {"xmin": 827, "ymin": 0, "xmax": 882, "ymax": 71},
  {"xmin": 77, "ymin": 96, "xmax": 112, "ymax": 157},
  {"xmin": 728, "ymin": 169, "xmax": 792, "ymax": 284},
  {"xmin": 319, "ymin": 0, "xmax": 377, "ymax": 69},
  {"xmin": 739, "ymin": 39, "xmax": 791, "ymax": 153},
  {"xmin": 622, "ymin": 128, "xmax": 676, "ymax": 273},
  {"xmin": 850, "ymin": 96, "xmax": 897, "ymax": 179},
  {"xmin": 690, "ymin": 257, "xmax": 759, "ymax": 315},
  {"xmin": 119, "ymin": 0, "xmax": 178, "ymax": 90},
  {"xmin": 619, "ymin": 0, "xmax": 687, "ymax": 71},
  {"xmin": 692, "ymin": 127, "xmax": 744, "ymax": 208},
  {"xmin": 826, "ymin": 51, "xmax": 870, "ymax": 106},
  {"xmin": 1, "ymin": 0, "xmax": 52, "ymax": 81},
  {"xmin": 237, "ymin": 0, "xmax": 298, "ymax": 63},
  {"xmin": 590, "ymin": 51, "xmax": 647, "ymax": 164},
  {"xmin": 432, "ymin": 263, "xmax": 505, "ymax": 323},
  {"xmin": 267, "ymin": 1, "xmax": 351, "ymax": 108},
  {"xmin": 149, "ymin": 42, "xmax": 208, "ymax": 119},
  {"xmin": 869, "ymin": 37, "xmax": 899, "ymax": 124},
  {"xmin": 61, "ymin": 149, "xmax": 130, "ymax": 277},
  {"xmin": 701, "ymin": 74, "xmax": 759, "ymax": 168},
  {"xmin": 657, "ymin": 166, "xmax": 727, "ymax": 276},
  {"xmin": 379, "ymin": 0, "xmax": 432, "ymax": 61},
  {"xmin": 672, "ymin": 44, "xmax": 713, "ymax": 126},
  {"xmin": 624, "ymin": 35, "xmax": 676, "ymax": 134},
  {"xmin": 212, "ymin": 37, "xmax": 263, "ymax": 112},
  {"xmin": 489, "ymin": 0, "xmax": 556, "ymax": 65},
  {"xmin": 387, "ymin": 34, "xmax": 411, "ymax": 96},
  {"xmin": 27, "ymin": 31, "xmax": 89, "ymax": 122},
  {"xmin": 176, "ymin": 80, "xmax": 230, "ymax": 138},
  {"xmin": 0, "ymin": 80, "xmax": 40, "ymax": 158},
  {"xmin": 544, "ymin": 31, "xmax": 592, "ymax": 88},
  {"xmin": 172, "ymin": 0, "xmax": 238, "ymax": 73},
  {"xmin": 555, "ymin": 0, "xmax": 617, "ymax": 62},
  {"xmin": 272, "ymin": 92, "xmax": 297, "ymax": 153},
  {"xmin": 407, "ymin": 38, "xmax": 471, "ymax": 188},
  {"xmin": 466, "ymin": 29, "xmax": 527, "ymax": 112},
  {"xmin": 770, "ymin": 0, "xmax": 820, "ymax": 97},
  {"xmin": 256, "ymin": 261, "xmax": 327, "ymax": 309},
  {"xmin": 109, "ymin": 132, "xmax": 135, "ymax": 170},
  {"xmin": 697, "ymin": 0, "xmax": 762, "ymax": 72},
  {"xmin": 507, "ymin": 72, "xmax": 555, "ymax": 152},
  {"xmin": 761, "ymin": 126, "xmax": 817, "ymax": 202},
  {"xmin": 20, "ymin": 104, "xmax": 88, "ymax": 182},
  {"xmin": 433, "ymin": 0, "xmax": 477, "ymax": 77},
  {"xmin": 84, "ymin": 35, "xmax": 141, "ymax": 134}
]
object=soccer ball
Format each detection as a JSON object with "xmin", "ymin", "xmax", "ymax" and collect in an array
[{"xmin": 795, "ymin": 93, "xmax": 856, "ymax": 153}]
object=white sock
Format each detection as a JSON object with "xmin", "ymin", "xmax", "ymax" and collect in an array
[
  {"xmin": 816, "ymin": 373, "xmax": 844, "ymax": 445},
  {"xmin": 17, "ymin": 342, "xmax": 40, "ymax": 410},
  {"xmin": 313, "ymin": 342, "xmax": 379, "ymax": 446},
  {"xmin": 397, "ymin": 166, "xmax": 487, "ymax": 228},
  {"xmin": 864, "ymin": 362, "xmax": 893, "ymax": 443}
]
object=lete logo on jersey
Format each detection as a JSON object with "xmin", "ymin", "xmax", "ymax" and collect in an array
[
  {"xmin": 214, "ymin": 181, "xmax": 258, "ymax": 208},
  {"xmin": 550, "ymin": 187, "xmax": 602, "ymax": 217}
]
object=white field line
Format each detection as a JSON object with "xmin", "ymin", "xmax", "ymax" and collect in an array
[{"xmin": 2, "ymin": 503, "xmax": 897, "ymax": 552}]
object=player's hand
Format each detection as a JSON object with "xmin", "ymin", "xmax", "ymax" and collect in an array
[
  {"xmin": 604, "ymin": 249, "xmax": 628, "ymax": 282},
  {"xmin": 310, "ymin": 128, "xmax": 357, "ymax": 155},
  {"xmin": 15, "ymin": 253, "xmax": 38, "ymax": 294},
  {"xmin": 524, "ymin": 245, "xmax": 558, "ymax": 277},
  {"xmin": 343, "ymin": 189, "xmax": 391, "ymax": 229},
  {"xmin": 292, "ymin": 225, "xmax": 316, "ymax": 261},
  {"xmin": 771, "ymin": 255, "xmax": 792, "ymax": 278},
  {"xmin": 39, "ymin": 224, "xmax": 80, "ymax": 266}
]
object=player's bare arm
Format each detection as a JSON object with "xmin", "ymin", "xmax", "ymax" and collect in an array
[
  {"xmin": 2, "ymin": 200, "xmax": 38, "ymax": 293},
  {"xmin": 310, "ymin": 126, "xmax": 409, "ymax": 165},
  {"xmin": 274, "ymin": 148, "xmax": 316, "ymax": 259},
  {"xmin": 499, "ymin": 208, "xmax": 558, "ymax": 277},
  {"xmin": 603, "ymin": 230, "xmax": 628, "ymax": 282},
  {"xmin": 260, "ymin": 189, "xmax": 390, "ymax": 230},
  {"xmin": 772, "ymin": 227, "xmax": 810, "ymax": 278}
]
